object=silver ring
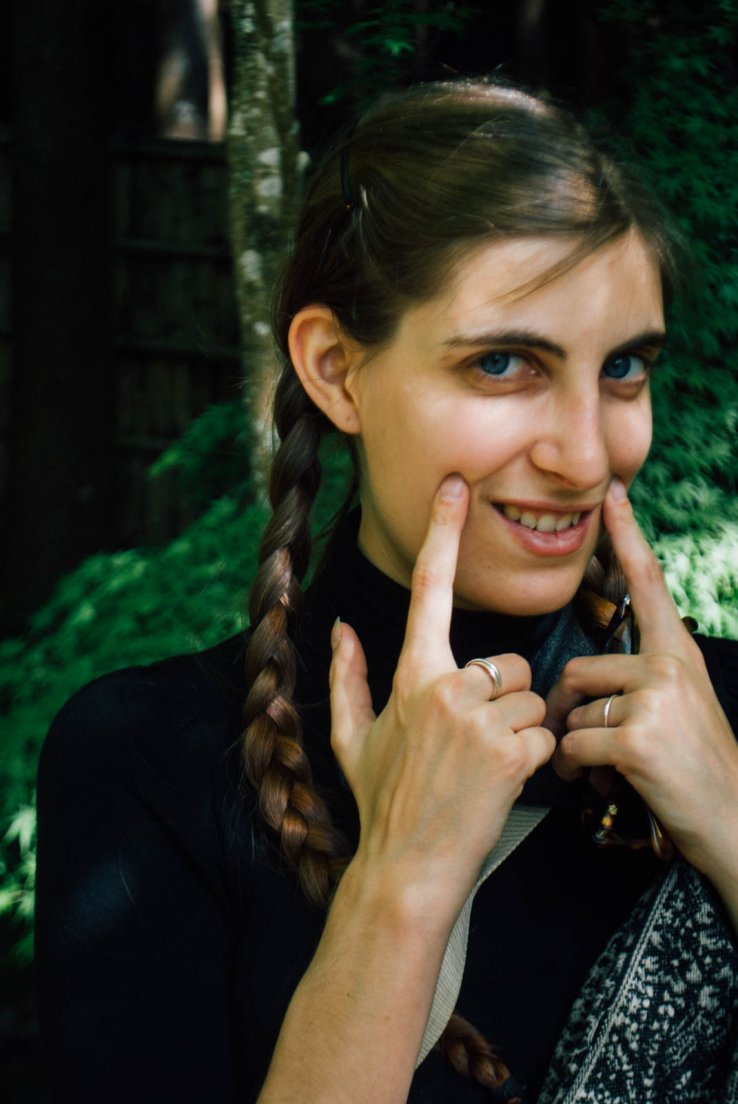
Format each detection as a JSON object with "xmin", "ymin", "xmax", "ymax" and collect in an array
[
  {"xmin": 603, "ymin": 693, "xmax": 617, "ymax": 729},
  {"xmin": 464, "ymin": 658, "xmax": 503, "ymax": 701}
]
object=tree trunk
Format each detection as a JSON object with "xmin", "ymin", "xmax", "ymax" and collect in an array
[{"xmin": 227, "ymin": 0, "xmax": 300, "ymax": 491}]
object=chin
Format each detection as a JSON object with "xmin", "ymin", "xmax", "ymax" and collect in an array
[{"xmin": 453, "ymin": 569, "xmax": 585, "ymax": 616}]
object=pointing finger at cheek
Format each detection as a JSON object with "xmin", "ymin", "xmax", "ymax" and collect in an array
[
  {"xmin": 401, "ymin": 474, "xmax": 469, "ymax": 673},
  {"xmin": 603, "ymin": 479, "xmax": 685, "ymax": 651}
]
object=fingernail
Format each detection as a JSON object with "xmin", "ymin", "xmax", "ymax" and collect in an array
[
  {"xmin": 439, "ymin": 474, "xmax": 464, "ymax": 501},
  {"xmin": 331, "ymin": 616, "xmax": 342, "ymax": 649},
  {"xmin": 609, "ymin": 478, "xmax": 628, "ymax": 502}
]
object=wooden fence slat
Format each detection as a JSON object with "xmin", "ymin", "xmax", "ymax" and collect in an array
[{"xmin": 2, "ymin": 133, "xmax": 244, "ymax": 552}]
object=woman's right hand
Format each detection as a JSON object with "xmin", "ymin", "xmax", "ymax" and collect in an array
[
  {"xmin": 329, "ymin": 474, "xmax": 556, "ymax": 929},
  {"xmin": 259, "ymin": 476, "xmax": 555, "ymax": 1102}
]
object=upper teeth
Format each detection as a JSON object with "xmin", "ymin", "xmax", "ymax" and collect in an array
[{"xmin": 502, "ymin": 504, "xmax": 581, "ymax": 532}]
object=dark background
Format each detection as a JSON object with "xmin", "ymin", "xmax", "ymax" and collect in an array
[
  {"xmin": 0, "ymin": 0, "xmax": 671, "ymax": 635},
  {"xmin": 1, "ymin": 3, "xmax": 737, "ymax": 1101}
]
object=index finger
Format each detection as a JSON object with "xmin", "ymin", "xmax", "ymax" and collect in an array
[
  {"xmin": 400, "ymin": 474, "xmax": 469, "ymax": 672},
  {"xmin": 603, "ymin": 479, "xmax": 687, "ymax": 652}
]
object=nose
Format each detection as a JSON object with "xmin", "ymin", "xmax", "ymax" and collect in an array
[{"xmin": 528, "ymin": 387, "xmax": 610, "ymax": 491}]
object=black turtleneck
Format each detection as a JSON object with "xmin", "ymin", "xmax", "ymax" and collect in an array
[
  {"xmin": 303, "ymin": 510, "xmax": 561, "ymax": 706},
  {"xmin": 35, "ymin": 514, "xmax": 738, "ymax": 1103}
]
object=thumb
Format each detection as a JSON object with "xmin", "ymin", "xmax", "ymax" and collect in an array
[{"xmin": 329, "ymin": 619, "xmax": 376, "ymax": 779}]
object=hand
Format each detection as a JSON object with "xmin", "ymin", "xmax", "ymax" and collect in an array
[
  {"xmin": 329, "ymin": 475, "xmax": 555, "ymax": 927},
  {"xmin": 546, "ymin": 479, "xmax": 738, "ymax": 884}
]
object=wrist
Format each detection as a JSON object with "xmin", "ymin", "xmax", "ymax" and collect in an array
[{"xmin": 331, "ymin": 850, "xmax": 460, "ymax": 950}]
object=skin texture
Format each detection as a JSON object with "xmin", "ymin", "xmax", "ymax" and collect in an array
[
  {"xmin": 257, "ymin": 235, "xmax": 738, "ymax": 1102},
  {"xmin": 547, "ymin": 481, "xmax": 738, "ymax": 929},
  {"xmin": 347, "ymin": 231, "xmax": 663, "ymax": 615},
  {"xmin": 261, "ymin": 479, "xmax": 555, "ymax": 1104}
]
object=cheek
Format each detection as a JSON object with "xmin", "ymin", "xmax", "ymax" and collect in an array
[{"xmin": 363, "ymin": 391, "xmax": 471, "ymax": 473}]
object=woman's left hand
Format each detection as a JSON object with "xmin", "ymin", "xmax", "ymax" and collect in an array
[{"xmin": 546, "ymin": 479, "xmax": 738, "ymax": 903}]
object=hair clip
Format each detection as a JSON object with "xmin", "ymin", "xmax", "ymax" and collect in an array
[{"xmin": 602, "ymin": 593, "xmax": 632, "ymax": 653}]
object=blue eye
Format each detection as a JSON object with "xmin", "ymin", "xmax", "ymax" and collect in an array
[
  {"xmin": 476, "ymin": 351, "xmax": 525, "ymax": 377},
  {"xmin": 603, "ymin": 353, "xmax": 648, "ymax": 381}
]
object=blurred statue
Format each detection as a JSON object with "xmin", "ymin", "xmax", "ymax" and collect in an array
[{"xmin": 155, "ymin": 0, "xmax": 227, "ymax": 140}]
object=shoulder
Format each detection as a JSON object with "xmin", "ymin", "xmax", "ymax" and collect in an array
[
  {"xmin": 694, "ymin": 633, "xmax": 738, "ymax": 727},
  {"xmin": 40, "ymin": 635, "xmax": 248, "ymax": 793}
]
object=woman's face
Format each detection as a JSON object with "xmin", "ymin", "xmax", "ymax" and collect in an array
[{"xmin": 346, "ymin": 231, "xmax": 665, "ymax": 615}]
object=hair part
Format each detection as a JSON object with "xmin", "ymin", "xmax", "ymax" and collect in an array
[{"xmin": 273, "ymin": 79, "xmax": 683, "ymax": 362}]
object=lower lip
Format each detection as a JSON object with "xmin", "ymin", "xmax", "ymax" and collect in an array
[{"xmin": 493, "ymin": 505, "xmax": 593, "ymax": 557}]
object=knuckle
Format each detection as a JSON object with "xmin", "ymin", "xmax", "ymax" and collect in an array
[
  {"xmin": 566, "ymin": 704, "xmax": 582, "ymax": 728},
  {"xmin": 527, "ymin": 692, "xmax": 547, "ymax": 726},
  {"xmin": 431, "ymin": 497, "xmax": 458, "ymax": 526},
  {"xmin": 430, "ymin": 674, "xmax": 463, "ymax": 716},
  {"xmin": 648, "ymin": 652, "xmax": 682, "ymax": 683},
  {"xmin": 494, "ymin": 736, "xmax": 529, "ymax": 782},
  {"xmin": 633, "ymin": 549, "xmax": 664, "ymax": 591},
  {"xmin": 502, "ymin": 652, "xmax": 532, "ymax": 689},
  {"xmin": 534, "ymin": 729, "xmax": 557, "ymax": 767},
  {"xmin": 618, "ymin": 724, "xmax": 648, "ymax": 768},
  {"xmin": 514, "ymin": 690, "xmax": 547, "ymax": 727},
  {"xmin": 466, "ymin": 712, "xmax": 490, "ymax": 746},
  {"xmin": 632, "ymin": 686, "xmax": 662, "ymax": 718},
  {"xmin": 558, "ymin": 731, "xmax": 577, "ymax": 760},
  {"xmin": 543, "ymin": 727, "xmax": 557, "ymax": 756},
  {"xmin": 411, "ymin": 559, "xmax": 440, "ymax": 598},
  {"xmin": 560, "ymin": 657, "xmax": 585, "ymax": 694}
]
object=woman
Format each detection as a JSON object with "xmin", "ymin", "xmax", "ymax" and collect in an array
[{"xmin": 36, "ymin": 80, "xmax": 738, "ymax": 1103}]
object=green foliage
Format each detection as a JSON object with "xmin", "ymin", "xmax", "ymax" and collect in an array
[
  {"xmin": 2, "ymin": 0, "xmax": 738, "ymax": 961},
  {"xmin": 592, "ymin": 1, "xmax": 738, "ymax": 539},
  {"xmin": 655, "ymin": 524, "xmax": 738, "ymax": 638},
  {"xmin": 148, "ymin": 398, "xmax": 252, "ymax": 512},
  {"xmin": 0, "ymin": 494, "xmax": 258, "ymax": 813},
  {"xmin": 0, "ymin": 806, "xmax": 36, "ymax": 963},
  {"xmin": 298, "ymin": 0, "xmax": 475, "ymax": 108},
  {"xmin": 0, "ymin": 419, "xmax": 354, "ymax": 952}
]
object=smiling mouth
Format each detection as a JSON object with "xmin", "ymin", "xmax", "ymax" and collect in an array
[{"xmin": 496, "ymin": 503, "xmax": 588, "ymax": 533}]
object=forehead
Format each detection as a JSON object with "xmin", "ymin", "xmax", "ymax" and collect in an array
[{"xmin": 402, "ymin": 232, "xmax": 664, "ymax": 350}]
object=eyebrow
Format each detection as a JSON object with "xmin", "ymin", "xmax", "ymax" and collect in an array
[{"xmin": 442, "ymin": 328, "xmax": 668, "ymax": 359}]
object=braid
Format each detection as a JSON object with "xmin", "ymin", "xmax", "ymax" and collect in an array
[
  {"xmin": 438, "ymin": 1014, "xmax": 523, "ymax": 1102},
  {"xmin": 239, "ymin": 73, "xmax": 687, "ymax": 1103},
  {"xmin": 242, "ymin": 369, "xmax": 347, "ymax": 908},
  {"xmin": 245, "ymin": 371, "xmax": 522, "ymax": 1096},
  {"xmin": 434, "ymin": 538, "xmax": 631, "ymax": 1097}
]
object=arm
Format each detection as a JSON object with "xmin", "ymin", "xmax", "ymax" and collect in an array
[
  {"xmin": 258, "ymin": 477, "xmax": 554, "ymax": 1102},
  {"xmin": 259, "ymin": 854, "xmax": 450, "ymax": 1104}
]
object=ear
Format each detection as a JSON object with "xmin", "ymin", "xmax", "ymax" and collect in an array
[{"xmin": 288, "ymin": 306, "xmax": 362, "ymax": 435}]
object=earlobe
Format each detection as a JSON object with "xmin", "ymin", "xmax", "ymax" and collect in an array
[{"xmin": 288, "ymin": 306, "xmax": 362, "ymax": 434}]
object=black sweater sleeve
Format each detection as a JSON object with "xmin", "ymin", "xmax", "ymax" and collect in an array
[
  {"xmin": 35, "ymin": 648, "xmax": 249, "ymax": 1103},
  {"xmin": 695, "ymin": 633, "xmax": 738, "ymax": 727},
  {"xmin": 34, "ymin": 632, "xmax": 738, "ymax": 1103}
]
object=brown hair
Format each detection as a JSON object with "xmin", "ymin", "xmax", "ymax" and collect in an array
[{"xmin": 242, "ymin": 79, "xmax": 681, "ymax": 1098}]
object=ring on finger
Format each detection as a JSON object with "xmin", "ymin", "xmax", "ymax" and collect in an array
[
  {"xmin": 602, "ymin": 693, "xmax": 618, "ymax": 729},
  {"xmin": 464, "ymin": 657, "xmax": 503, "ymax": 701}
]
